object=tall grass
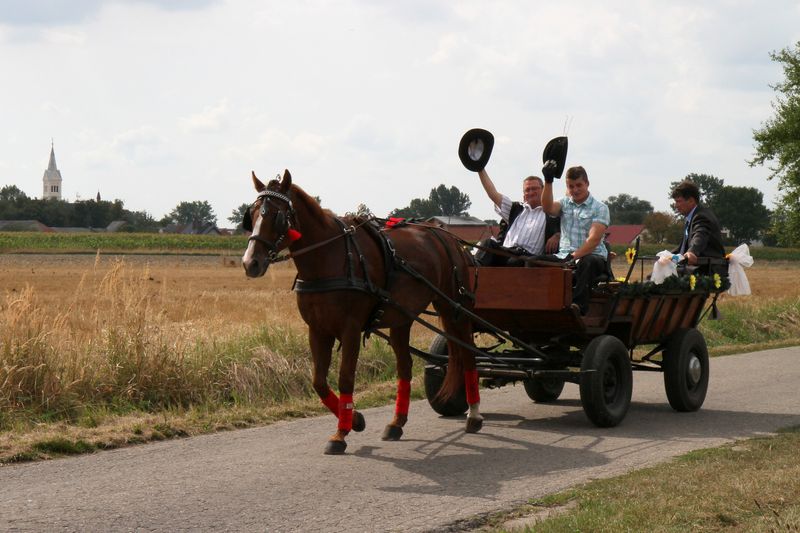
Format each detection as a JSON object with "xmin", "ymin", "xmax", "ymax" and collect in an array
[
  {"xmin": 0, "ymin": 231, "xmax": 247, "ymax": 253},
  {"xmin": 702, "ymin": 296, "xmax": 800, "ymax": 349},
  {"xmin": 0, "ymin": 260, "xmax": 398, "ymax": 430}
]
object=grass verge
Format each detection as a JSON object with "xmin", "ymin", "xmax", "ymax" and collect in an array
[{"xmin": 477, "ymin": 426, "xmax": 800, "ymax": 532}]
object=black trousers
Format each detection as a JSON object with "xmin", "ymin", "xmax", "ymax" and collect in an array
[
  {"xmin": 474, "ymin": 238, "xmax": 532, "ymax": 267},
  {"xmin": 571, "ymin": 255, "xmax": 608, "ymax": 314}
]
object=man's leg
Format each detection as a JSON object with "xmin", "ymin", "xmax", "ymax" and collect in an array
[{"xmin": 572, "ymin": 255, "xmax": 607, "ymax": 314}]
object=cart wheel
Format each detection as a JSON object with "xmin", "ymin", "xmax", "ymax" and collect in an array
[
  {"xmin": 523, "ymin": 377, "xmax": 565, "ymax": 403},
  {"xmin": 663, "ymin": 328, "xmax": 709, "ymax": 412},
  {"xmin": 424, "ymin": 335, "xmax": 468, "ymax": 417},
  {"xmin": 579, "ymin": 335, "xmax": 632, "ymax": 427}
]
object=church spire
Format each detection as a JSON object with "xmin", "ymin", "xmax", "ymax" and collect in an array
[
  {"xmin": 47, "ymin": 140, "xmax": 58, "ymax": 171},
  {"xmin": 42, "ymin": 140, "xmax": 63, "ymax": 200}
]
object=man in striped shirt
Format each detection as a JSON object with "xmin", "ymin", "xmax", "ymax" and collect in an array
[{"xmin": 476, "ymin": 168, "xmax": 560, "ymax": 266}]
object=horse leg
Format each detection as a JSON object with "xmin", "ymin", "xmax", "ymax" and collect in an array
[
  {"xmin": 324, "ymin": 329, "xmax": 362, "ymax": 455},
  {"xmin": 439, "ymin": 311, "xmax": 482, "ymax": 433},
  {"xmin": 381, "ymin": 325, "xmax": 413, "ymax": 441},
  {"xmin": 310, "ymin": 329, "xmax": 365, "ymax": 440}
]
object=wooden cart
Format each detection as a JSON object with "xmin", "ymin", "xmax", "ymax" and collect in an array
[{"xmin": 420, "ymin": 261, "xmax": 721, "ymax": 428}]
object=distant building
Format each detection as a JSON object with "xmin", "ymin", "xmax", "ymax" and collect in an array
[
  {"xmin": 42, "ymin": 141, "xmax": 63, "ymax": 200},
  {"xmin": 605, "ymin": 224, "xmax": 645, "ymax": 245},
  {"xmin": 426, "ymin": 215, "xmax": 499, "ymax": 243}
]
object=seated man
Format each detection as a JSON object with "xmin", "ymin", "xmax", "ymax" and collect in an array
[
  {"xmin": 541, "ymin": 165, "xmax": 610, "ymax": 314},
  {"xmin": 475, "ymin": 168, "xmax": 560, "ymax": 266},
  {"xmin": 671, "ymin": 180, "xmax": 727, "ymax": 276}
]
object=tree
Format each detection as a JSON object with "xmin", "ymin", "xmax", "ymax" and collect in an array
[
  {"xmin": 643, "ymin": 211, "xmax": 681, "ymax": 244},
  {"xmin": 167, "ymin": 201, "xmax": 217, "ymax": 227},
  {"xmin": 428, "ymin": 184, "xmax": 471, "ymax": 216},
  {"xmin": 390, "ymin": 184, "xmax": 471, "ymax": 219},
  {"xmin": 0, "ymin": 185, "xmax": 28, "ymax": 203},
  {"xmin": 713, "ymin": 185, "xmax": 770, "ymax": 244},
  {"xmin": 750, "ymin": 41, "xmax": 800, "ymax": 247},
  {"xmin": 669, "ymin": 173, "xmax": 725, "ymax": 210},
  {"xmin": 605, "ymin": 194, "xmax": 653, "ymax": 224},
  {"xmin": 228, "ymin": 203, "xmax": 249, "ymax": 226}
]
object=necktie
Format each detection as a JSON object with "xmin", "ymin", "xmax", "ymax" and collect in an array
[{"xmin": 680, "ymin": 219, "xmax": 689, "ymax": 254}]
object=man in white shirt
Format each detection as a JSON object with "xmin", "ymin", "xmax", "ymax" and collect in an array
[{"xmin": 475, "ymin": 169, "xmax": 560, "ymax": 266}]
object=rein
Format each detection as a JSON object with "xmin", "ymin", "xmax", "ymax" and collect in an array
[{"xmin": 264, "ymin": 217, "xmax": 375, "ymax": 263}]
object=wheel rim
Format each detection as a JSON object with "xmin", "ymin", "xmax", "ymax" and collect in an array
[{"xmin": 687, "ymin": 353, "xmax": 702, "ymax": 388}]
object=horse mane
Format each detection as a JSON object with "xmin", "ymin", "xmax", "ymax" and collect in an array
[{"xmin": 286, "ymin": 182, "xmax": 337, "ymax": 222}]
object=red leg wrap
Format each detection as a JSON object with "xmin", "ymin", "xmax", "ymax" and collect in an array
[
  {"xmin": 465, "ymin": 369, "xmax": 480, "ymax": 405},
  {"xmin": 337, "ymin": 393, "xmax": 354, "ymax": 431},
  {"xmin": 395, "ymin": 379, "xmax": 412, "ymax": 416},
  {"xmin": 321, "ymin": 389, "xmax": 339, "ymax": 416}
]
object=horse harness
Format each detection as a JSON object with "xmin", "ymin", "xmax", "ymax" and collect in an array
[
  {"xmin": 292, "ymin": 217, "xmax": 475, "ymax": 334},
  {"xmin": 244, "ymin": 189, "xmax": 296, "ymax": 263}
]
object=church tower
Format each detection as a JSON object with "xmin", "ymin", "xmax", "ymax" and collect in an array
[{"xmin": 42, "ymin": 141, "xmax": 63, "ymax": 200}]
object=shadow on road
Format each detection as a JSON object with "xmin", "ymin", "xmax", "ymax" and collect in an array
[{"xmin": 352, "ymin": 400, "xmax": 798, "ymax": 498}]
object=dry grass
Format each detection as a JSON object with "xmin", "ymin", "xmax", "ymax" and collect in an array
[{"xmin": 0, "ymin": 253, "xmax": 797, "ymax": 463}]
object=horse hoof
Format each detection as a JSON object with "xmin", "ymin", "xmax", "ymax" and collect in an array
[
  {"xmin": 324, "ymin": 440, "xmax": 347, "ymax": 455},
  {"xmin": 465, "ymin": 417, "xmax": 483, "ymax": 434},
  {"xmin": 381, "ymin": 424, "xmax": 403, "ymax": 441},
  {"xmin": 352, "ymin": 411, "xmax": 366, "ymax": 433}
]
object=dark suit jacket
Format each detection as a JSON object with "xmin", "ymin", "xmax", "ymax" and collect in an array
[{"xmin": 673, "ymin": 204, "xmax": 727, "ymax": 274}]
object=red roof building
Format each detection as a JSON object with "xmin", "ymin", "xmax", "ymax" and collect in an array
[{"xmin": 605, "ymin": 224, "xmax": 645, "ymax": 245}]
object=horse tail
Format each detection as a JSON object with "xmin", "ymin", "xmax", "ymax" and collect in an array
[{"xmin": 436, "ymin": 340, "xmax": 466, "ymax": 403}]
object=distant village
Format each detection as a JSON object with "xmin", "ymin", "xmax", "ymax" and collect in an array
[{"xmin": 0, "ymin": 143, "xmax": 232, "ymax": 235}]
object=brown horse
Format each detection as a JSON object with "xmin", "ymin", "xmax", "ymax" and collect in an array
[{"xmin": 242, "ymin": 170, "xmax": 482, "ymax": 454}]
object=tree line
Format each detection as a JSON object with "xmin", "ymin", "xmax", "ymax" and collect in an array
[{"xmin": 0, "ymin": 185, "xmax": 220, "ymax": 231}]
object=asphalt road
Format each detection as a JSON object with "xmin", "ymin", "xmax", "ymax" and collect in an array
[{"xmin": 1, "ymin": 347, "xmax": 798, "ymax": 532}]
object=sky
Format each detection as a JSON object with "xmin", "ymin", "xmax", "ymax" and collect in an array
[{"xmin": 1, "ymin": 0, "xmax": 799, "ymax": 225}]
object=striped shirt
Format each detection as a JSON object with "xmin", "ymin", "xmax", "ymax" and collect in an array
[
  {"xmin": 556, "ymin": 194, "xmax": 610, "ymax": 259},
  {"xmin": 495, "ymin": 195, "xmax": 546, "ymax": 255}
]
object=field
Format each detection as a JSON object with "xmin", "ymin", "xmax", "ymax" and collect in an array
[{"xmin": 1, "ymin": 250, "xmax": 799, "ymax": 463}]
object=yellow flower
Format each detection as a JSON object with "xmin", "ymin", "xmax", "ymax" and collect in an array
[
  {"xmin": 625, "ymin": 247, "xmax": 636, "ymax": 265},
  {"xmin": 689, "ymin": 274, "xmax": 696, "ymax": 291},
  {"xmin": 714, "ymin": 273, "xmax": 722, "ymax": 289},
  {"xmin": 615, "ymin": 276, "xmax": 627, "ymax": 282}
]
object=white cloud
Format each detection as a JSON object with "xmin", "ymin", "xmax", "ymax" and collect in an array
[{"xmin": 181, "ymin": 98, "xmax": 230, "ymax": 133}]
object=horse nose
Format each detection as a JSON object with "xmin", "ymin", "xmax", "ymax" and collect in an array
[{"xmin": 243, "ymin": 258, "xmax": 261, "ymax": 278}]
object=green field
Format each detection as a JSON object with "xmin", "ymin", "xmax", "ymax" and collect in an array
[{"xmin": 0, "ymin": 231, "xmax": 247, "ymax": 253}]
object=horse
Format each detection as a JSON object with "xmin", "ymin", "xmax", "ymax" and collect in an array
[{"xmin": 241, "ymin": 169, "xmax": 483, "ymax": 455}]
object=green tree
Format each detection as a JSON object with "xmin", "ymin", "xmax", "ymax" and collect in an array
[
  {"xmin": 606, "ymin": 194, "xmax": 653, "ymax": 224},
  {"xmin": 428, "ymin": 184, "xmax": 471, "ymax": 216},
  {"xmin": 750, "ymin": 41, "xmax": 800, "ymax": 247},
  {"xmin": 0, "ymin": 185, "xmax": 29, "ymax": 203},
  {"xmin": 669, "ymin": 173, "xmax": 725, "ymax": 209},
  {"xmin": 390, "ymin": 184, "xmax": 471, "ymax": 218},
  {"xmin": 228, "ymin": 203, "xmax": 249, "ymax": 226},
  {"xmin": 167, "ymin": 201, "xmax": 217, "ymax": 227},
  {"xmin": 714, "ymin": 185, "xmax": 770, "ymax": 244},
  {"xmin": 643, "ymin": 211, "xmax": 680, "ymax": 244}
]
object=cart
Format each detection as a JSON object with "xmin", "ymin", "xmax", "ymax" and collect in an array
[{"xmin": 416, "ymin": 252, "xmax": 726, "ymax": 428}]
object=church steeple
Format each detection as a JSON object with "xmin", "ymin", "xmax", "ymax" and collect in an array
[{"xmin": 42, "ymin": 140, "xmax": 63, "ymax": 200}]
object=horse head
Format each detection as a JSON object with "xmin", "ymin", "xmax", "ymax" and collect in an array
[{"xmin": 242, "ymin": 169, "xmax": 298, "ymax": 278}]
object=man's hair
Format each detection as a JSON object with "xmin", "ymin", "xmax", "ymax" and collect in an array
[
  {"xmin": 671, "ymin": 180, "xmax": 700, "ymax": 202},
  {"xmin": 523, "ymin": 176, "xmax": 543, "ymax": 187},
  {"xmin": 565, "ymin": 166, "xmax": 588, "ymax": 182}
]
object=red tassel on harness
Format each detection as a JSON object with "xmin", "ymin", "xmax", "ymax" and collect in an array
[
  {"xmin": 395, "ymin": 379, "xmax": 411, "ymax": 416},
  {"xmin": 287, "ymin": 228, "xmax": 302, "ymax": 242},
  {"xmin": 385, "ymin": 217, "xmax": 405, "ymax": 229},
  {"xmin": 337, "ymin": 393, "xmax": 354, "ymax": 431},
  {"xmin": 464, "ymin": 369, "xmax": 480, "ymax": 405},
  {"xmin": 321, "ymin": 389, "xmax": 339, "ymax": 415}
]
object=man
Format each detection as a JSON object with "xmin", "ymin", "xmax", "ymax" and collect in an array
[
  {"xmin": 541, "ymin": 165, "xmax": 610, "ymax": 314},
  {"xmin": 671, "ymin": 180, "xmax": 727, "ymax": 276},
  {"xmin": 476, "ymin": 168, "xmax": 560, "ymax": 266}
]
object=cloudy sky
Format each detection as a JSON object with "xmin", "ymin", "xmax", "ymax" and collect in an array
[{"xmin": 1, "ymin": 0, "xmax": 798, "ymax": 225}]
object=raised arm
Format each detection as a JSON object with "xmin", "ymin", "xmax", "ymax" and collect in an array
[
  {"xmin": 478, "ymin": 169, "xmax": 503, "ymax": 207},
  {"xmin": 541, "ymin": 181, "xmax": 562, "ymax": 216}
]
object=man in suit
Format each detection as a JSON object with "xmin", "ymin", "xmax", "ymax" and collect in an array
[
  {"xmin": 475, "ymin": 169, "xmax": 560, "ymax": 266},
  {"xmin": 671, "ymin": 180, "xmax": 727, "ymax": 276}
]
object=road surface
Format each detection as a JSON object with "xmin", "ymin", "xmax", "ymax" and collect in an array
[{"xmin": 1, "ymin": 347, "xmax": 798, "ymax": 532}]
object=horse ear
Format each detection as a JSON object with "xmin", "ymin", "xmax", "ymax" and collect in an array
[
  {"xmin": 252, "ymin": 171, "xmax": 266, "ymax": 192},
  {"xmin": 280, "ymin": 169, "xmax": 292, "ymax": 193}
]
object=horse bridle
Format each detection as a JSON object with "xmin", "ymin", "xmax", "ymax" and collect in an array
[{"xmin": 245, "ymin": 189, "xmax": 296, "ymax": 261}]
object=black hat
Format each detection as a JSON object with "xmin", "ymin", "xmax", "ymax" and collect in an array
[
  {"xmin": 542, "ymin": 136, "xmax": 568, "ymax": 180},
  {"xmin": 458, "ymin": 128, "xmax": 494, "ymax": 172}
]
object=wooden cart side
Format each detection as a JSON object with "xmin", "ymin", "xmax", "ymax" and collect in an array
[{"xmin": 614, "ymin": 292, "xmax": 710, "ymax": 346}]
